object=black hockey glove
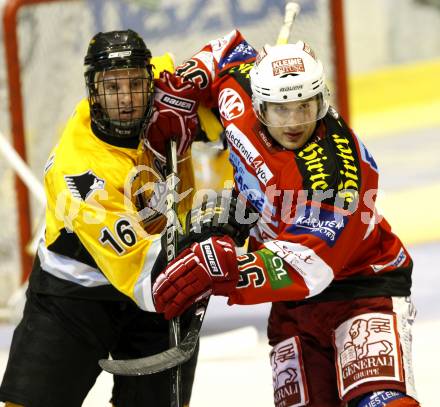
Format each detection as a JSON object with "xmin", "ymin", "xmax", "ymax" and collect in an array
[{"xmin": 180, "ymin": 189, "xmax": 259, "ymax": 249}]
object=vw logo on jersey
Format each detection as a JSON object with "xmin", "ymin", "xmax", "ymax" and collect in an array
[{"xmin": 219, "ymin": 88, "xmax": 245, "ymax": 121}]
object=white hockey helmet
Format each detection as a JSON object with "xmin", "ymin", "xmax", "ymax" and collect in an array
[{"xmin": 250, "ymin": 41, "xmax": 329, "ymax": 127}]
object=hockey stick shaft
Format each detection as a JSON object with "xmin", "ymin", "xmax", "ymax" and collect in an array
[
  {"xmin": 98, "ymin": 140, "xmax": 208, "ymax": 377},
  {"xmin": 165, "ymin": 139, "xmax": 182, "ymax": 407},
  {"xmin": 277, "ymin": 2, "xmax": 301, "ymax": 45}
]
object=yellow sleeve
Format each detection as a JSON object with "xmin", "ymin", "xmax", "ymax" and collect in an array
[{"xmin": 152, "ymin": 53, "xmax": 175, "ymax": 76}]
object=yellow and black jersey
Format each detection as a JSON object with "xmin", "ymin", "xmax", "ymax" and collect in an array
[{"xmin": 34, "ymin": 97, "xmax": 195, "ymax": 309}]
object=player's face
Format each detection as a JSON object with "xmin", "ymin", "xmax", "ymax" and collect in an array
[
  {"xmin": 97, "ymin": 68, "xmax": 150, "ymax": 123},
  {"xmin": 266, "ymin": 98, "xmax": 319, "ymax": 150}
]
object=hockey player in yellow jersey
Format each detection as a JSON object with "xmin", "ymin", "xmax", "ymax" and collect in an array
[{"xmin": 0, "ymin": 29, "xmax": 200, "ymax": 407}]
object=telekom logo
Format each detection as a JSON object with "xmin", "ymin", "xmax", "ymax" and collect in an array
[{"xmin": 219, "ymin": 88, "xmax": 245, "ymax": 120}]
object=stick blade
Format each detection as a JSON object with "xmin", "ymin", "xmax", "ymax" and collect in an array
[
  {"xmin": 99, "ymin": 345, "xmax": 191, "ymax": 376},
  {"xmin": 99, "ymin": 299, "xmax": 208, "ymax": 376}
]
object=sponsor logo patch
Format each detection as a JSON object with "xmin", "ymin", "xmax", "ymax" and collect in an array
[
  {"xmin": 270, "ymin": 337, "xmax": 309, "ymax": 407},
  {"xmin": 357, "ymin": 390, "xmax": 406, "ymax": 407},
  {"xmin": 219, "ymin": 88, "xmax": 245, "ymax": 120},
  {"xmin": 371, "ymin": 248, "xmax": 407, "ymax": 272},
  {"xmin": 295, "ymin": 133, "xmax": 361, "ymax": 210},
  {"xmin": 287, "ymin": 206, "xmax": 347, "ymax": 247},
  {"xmin": 64, "ymin": 170, "xmax": 105, "ymax": 201},
  {"xmin": 334, "ymin": 313, "xmax": 404, "ymax": 397},
  {"xmin": 229, "ymin": 150, "xmax": 265, "ymax": 212},
  {"xmin": 225, "ymin": 124, "xmax": 273, "ymax": 185},
  {"xmin": 264, "ymin": 240, "xmax": 333, "ymax": 296},
  {"xmin": 296, "ymin": 142, "xmax": 333, "ymax": 191},
  {"xmin": 259, "ymin": 249, "xmax": 292, "ymax": 289},
  {"xmin": 272, "ymin": 58, "xmax": 305, "ymax": 76}
]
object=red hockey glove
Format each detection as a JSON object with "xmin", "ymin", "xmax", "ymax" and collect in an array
[
  {"xmin": 153, "ymin": 236, "xmax": 239, "ymax": 320},
  {"xmin": 145, "ymin": 71, "xmax": 199, "ymax": 157}
]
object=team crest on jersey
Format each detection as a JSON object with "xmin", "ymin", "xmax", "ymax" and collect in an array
[
  {"xmin": 64, "ymin": 170, "xmax": 105, "ymax": 201},
  {"xmin": 219, "ymin": 88, "xmax": 245, "ymax": 120}
]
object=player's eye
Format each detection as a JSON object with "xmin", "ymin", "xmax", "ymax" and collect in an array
[
  {"xmin": 298, "ymin": 103, "xmax": 309, "ymax": 111},
  {"xmin": 274, "ymin": 105, "xmax": 289, "ymax": 113},
  {"xmin": 104, "ymin": 82, "xmax": 118, "ymax": 93},
  {"xmin": 130, "ymin": 78, "xmax": 144, "ymax": 91}
]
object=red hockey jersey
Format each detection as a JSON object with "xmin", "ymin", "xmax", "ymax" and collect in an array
[{"xmin": 176, "ymin": 30, "xmax": 412, "ymax": 305}]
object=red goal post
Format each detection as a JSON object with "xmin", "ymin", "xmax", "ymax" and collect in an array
[{"xmin": 1, "ymin": 0, "xmax": 349, "ymax": 288}]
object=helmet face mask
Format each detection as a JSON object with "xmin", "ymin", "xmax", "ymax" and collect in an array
[
  {"xmin": 84, "ymin": 30, "xmax": 154, "ymax": 139},
  {"xmin": 250, "ymin": 42, "xmax": 329, "ymax": 130},
  {"xmin": 256, "ymin": 94, "xmax": 327, "ymax": 128},
  {"xmin": 92, "ymin": 67, "xmax": 152, "ymax": 132}
]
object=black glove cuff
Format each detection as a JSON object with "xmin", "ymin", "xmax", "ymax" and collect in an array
[{"xmin": 184, "ymin": 189, "xmax": 259, "ymax": 247}]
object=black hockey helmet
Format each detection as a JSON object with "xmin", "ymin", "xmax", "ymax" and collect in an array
[{"xmin": 84, "ymin": 29, "xmax": 154, "ymax": 140}]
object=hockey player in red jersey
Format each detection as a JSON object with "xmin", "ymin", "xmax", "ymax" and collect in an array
[{"xmin": 152, "ymin": 31, "xmax": 420, "ymax": 406}]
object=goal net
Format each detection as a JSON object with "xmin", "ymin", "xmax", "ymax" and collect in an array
[{"xmin": 0, "ymin": 0, "xmax": 347, "ymax": 313}]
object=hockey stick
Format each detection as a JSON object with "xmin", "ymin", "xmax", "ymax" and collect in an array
[
  {"xmin": 99, "ymin": 140, "xmax": 209, "ymax": 378},
  {"xmin": 165, "ymin": 139, "xmax": 182, "ymax": 407},
  {"xmin": 277, "ymin": 2, "xmax": 301, "ymax": 45}
]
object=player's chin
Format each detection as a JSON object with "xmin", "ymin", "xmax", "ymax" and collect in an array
[
  {"xmin": 119, "ymin": 113, "xmax": 139, "ymax": 121},
  {"xmin": 282, "ymin": 138, "xmax": 305, "ymax": 151}
]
